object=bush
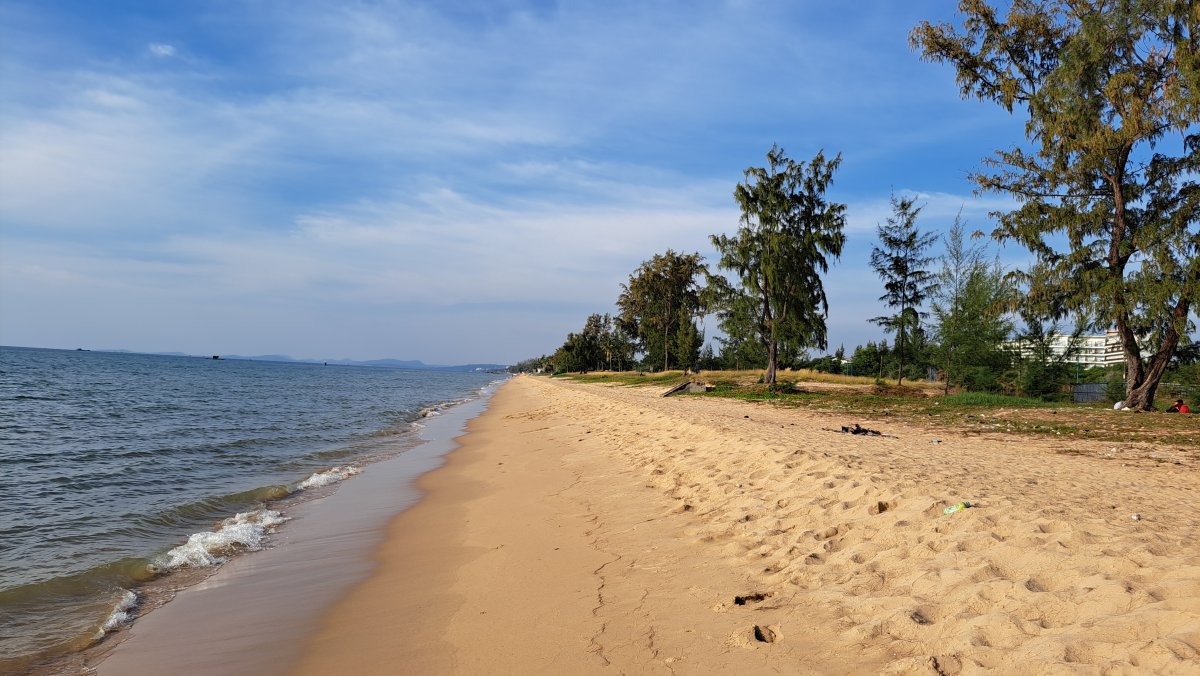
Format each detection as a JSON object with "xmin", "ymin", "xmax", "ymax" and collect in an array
[
  {"xmin": 1105, "ymin": 374, "xmax": 1126, "ymax": 402},
  {"xmin": 960, "ymin": 366, "xmax": 1001, "ymax": 393}
]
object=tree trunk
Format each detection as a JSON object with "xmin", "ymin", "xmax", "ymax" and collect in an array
[
  {"xmin": 1122, "ymin": 314, "xmax": 1184, "ymax": 411},
  {"xmin": 663, "ymin": 305, "xmax": 671, "ymax": 372},
  {"xmin": 764, "ymin": 296, "xmax": 778, "ymax": 386},
  {"xmin": 766, "ymin": 336, "xmax": 778, "ymax": 386},
  {"xmin": 943, "ymin": 351, "xmax": 951, "ymax": 396}
]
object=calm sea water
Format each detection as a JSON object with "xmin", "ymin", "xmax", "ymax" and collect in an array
[{"xmin": 0, "ymin": 346, "xmax": 503, "ymax": 671}]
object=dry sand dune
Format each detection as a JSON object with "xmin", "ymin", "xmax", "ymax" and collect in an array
[{"xmin": 298, "ymin": 375, "xmax": 1200, "ymax": 675}]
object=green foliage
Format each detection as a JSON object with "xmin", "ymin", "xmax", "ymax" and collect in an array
[
  {"xmin": 617, "ymin": 250, "xmax": 708, "ymax": 372},
  {"xmin": 564, "ymin": 371, "xmax": 691, "ymax": 386},
  {"xmin": 930, "ymin": 215, "xmax": 1014, "ymax": 392},
  {"xmin": 850, "ymin": 340, "xmax": 891, "ymax": 380},
  {"xmin": 869, "ymin": 194, "xmax": 939, "ymax": 386},
  {"xmin": 697, "ymin": 343, "xmax": 721, "ymax": 371},
  {"xmin": 549, "ymin": 313, "xmax": 636, "ymax": 374},
  {"xmin": 509, "ymin": 355, "xmax": 551, "ymax": 373},
  {"xmin": 550, "ymin": 331, "xmax": 594, "ymax": 374},
  {"xmin": 708, "ymin": 279, "xmax": 768, "ymax": 370},
  {"xmin": 912, "ymin": 0, "xmax": 1200, "ymax": 409},
  {"xmin": 1105, "ymin": 370, "xmax": 1127, "ymax": 402},
  {"xmin": 595, "ymin": 313, "xmax": 638, "ymax": 372},
  {"xmin": 710, "ymin": 145, "xmax": 847, "ymax": 385},
  {"xmin": 803, "ymin": 346, "xmax": 846, "ymax": 374},
  {"xmin": 938, "ymin": 392, "xmax": 1056, "ymax": 408},
  {"xmin": 1008, "ymin": 310, "xmax": 1080, "ymax": 399}
]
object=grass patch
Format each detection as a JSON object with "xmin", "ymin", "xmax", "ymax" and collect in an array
[
  {"xmin": 938, "ymin": 393, "xmax": 1057, "ymax": 408},
  {"xmin": 559, "ymin": 371, "xmax": 692, "ymax": 387},
  {"xmin": 549, "ymin": 370, "xmax": 1196, "ymax": 448}
]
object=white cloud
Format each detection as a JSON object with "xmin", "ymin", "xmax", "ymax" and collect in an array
[
  {"xmin": 0, "ymin": 0, "xmax": 1042, "ymax": 361},
  {"xmin": 843, "ymin": 189, "xmax": 1020, "ymax": 236}
]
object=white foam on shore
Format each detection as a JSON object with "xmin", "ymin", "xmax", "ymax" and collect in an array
[
  {"xmin": 418, "ymin": 395, "xmax": 478, "ymax": 420},
  {"xmin": 297, "ymin": 466, "xmax": 361, "ymax": 490},
  {"xmin": 158, "ymin": 509, "xmax": 288, "ymax": 570},
  {"xmin": 95, "ymin": 590, "xmax": 138, "ymax": 638},
  {"xmin": 413, "ymin": 378, "xmax": 506, "ymax": 429}
]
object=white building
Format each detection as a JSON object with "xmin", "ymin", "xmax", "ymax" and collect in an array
[{"xmin": 1008, "ymin": 329, "xmax": 1150, "ymax": 368}]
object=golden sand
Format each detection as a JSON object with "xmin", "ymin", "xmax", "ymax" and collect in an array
[{"xmin": 294, "ymin": 375, "xmax": 1200, "ymax": 674}]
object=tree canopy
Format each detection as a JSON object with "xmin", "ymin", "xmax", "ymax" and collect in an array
[
  {"xmin": 710, "ymin": 145, "xmax": 847, "ymax": 385},
  {"xmin": 930, "ymin": 215, "xmax": 1014, "ymax": 392},
  {"xmin": 616, "ymin": 250, "xmax": 707, "ymax": 372},
  {"xmin": 869, "ymin": 195, "xmax": 938, "ymax": 385},
  {"xmin": 912, "ymin": 0, "xmax": 1200, "ymax": 409}
]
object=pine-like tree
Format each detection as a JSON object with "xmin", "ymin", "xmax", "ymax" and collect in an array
[
  {"xmin": 869, "ymin": 195, "xmax": 938, "ymax": 386},
  {"xmin": 930, "ymin": 215, "xmax": 1015, "ymax": 392},
  {"xmin": 617, "ymin": 250, "xmax": 707, "ymax": 372},
  {"xmin": 711, "ymin": 145, "xmax": 846, "ymax": 385},
  {"xmin": 912, "ymin": 0, "xmax": 1199, "ymax": 409}
]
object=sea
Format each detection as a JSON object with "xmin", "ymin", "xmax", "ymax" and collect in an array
[{"xmin": 0, "ymin": 346, "xmax": 505, "ymax": 673}]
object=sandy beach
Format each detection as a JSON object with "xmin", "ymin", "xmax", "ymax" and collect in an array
[{"xmin": 290, "ymin": 375, "xmax": 1199, "ymax": 674}]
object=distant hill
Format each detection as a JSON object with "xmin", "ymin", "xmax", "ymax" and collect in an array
[{"xmin": 8, "ymin": 347, "xmax": 507, "ymax": 371}]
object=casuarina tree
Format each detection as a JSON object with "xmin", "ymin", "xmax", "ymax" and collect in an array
[
  {"xmin": 617, "ymin": 250, "xmax": 707, "ymax": 372},
  {"xmin": 930, "ymin": 215, "xmax": 1014, "ymax": 392},
  {"xmin": 869, "ymin": 194, "xmax": 938, "ymax": 385},
  {"xmin": 711, "ymin": 145, "xmax": 846, "ymax": 386},
  {"xmin": 912, "ymin": 0, "xmax": 1199, "ymax": 409}
]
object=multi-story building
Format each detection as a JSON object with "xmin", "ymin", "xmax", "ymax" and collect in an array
[{"xmin": 1007, "ymin": 329, "xmax": 1150, "ymax": 368}]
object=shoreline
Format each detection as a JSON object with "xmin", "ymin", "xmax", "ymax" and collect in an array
[
  {"xmin": 87, "ymin": 386, "xmax": 501, "ymax": 675},
  {"xmin": 292, "ymin": 375, "xmax": 887, "ymax": 673},
  {"xmin": 292, "ymin": 375, "xmax": 1199, "ymax": 674}
]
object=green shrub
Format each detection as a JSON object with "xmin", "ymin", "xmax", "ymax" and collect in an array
[{"xmin": 1105, "ymin": 375, "xmax": 1126, "ymax": 402}]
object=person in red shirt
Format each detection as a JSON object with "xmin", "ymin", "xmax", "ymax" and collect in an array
[{"xmin": 1166, "ymin": 399, "xmax": 1190, "ymax": 413}]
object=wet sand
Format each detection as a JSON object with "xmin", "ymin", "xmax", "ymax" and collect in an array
[
  {"xmin": 292, "ymin": 376, "xmax": 1200, "ymax": 673},
  {"xmin": 92, "ymin": 396, "xmax": 493, "ymax": 676}
]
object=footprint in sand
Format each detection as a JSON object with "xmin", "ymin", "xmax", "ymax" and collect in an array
[
  {"xmin": 752, "ymin": 624, "xmax": 780, "ymax": 643},
  {"xmin": 815, "ymin": 525, "xmax": 844, "ymax": 540},
  {"xmin": 868, "ymin": 500, "xmax": 895, "ymax": 515}
]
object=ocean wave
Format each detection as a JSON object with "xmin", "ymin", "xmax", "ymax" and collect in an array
[
  {"xmin": 418, "ymin": 396, "xmax": 474, "ymax": 419},
  {"xmin": 145, "ymin": 486, "xmax": 292, "ymax": 529},
  {"xmin": 155, "ymin": 509, "xmax": 288, "ymax": 571},
  {"xmin": 296, "ymin": 465, "xmax": 360, "ymax": 490},
  {"xmin": 95, "ymin": 590, "xmax": 138, "ymax": 638}
]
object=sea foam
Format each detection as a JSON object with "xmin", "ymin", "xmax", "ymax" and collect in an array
[
  {"xmin": 297, "ymin": 465, "xmax": 360, "ymax": 490},
  {"xmin": 95, "ymin": 590, "xmax": 138, "ymax": 638},
  {"xmin": 158, "ymin": 509, "xmax": 288, "ymax": 570}
]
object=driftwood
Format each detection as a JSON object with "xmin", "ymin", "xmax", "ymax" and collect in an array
[{"xmin": 662, "ymin": 381, "xmax": 710, "ymax": 397}]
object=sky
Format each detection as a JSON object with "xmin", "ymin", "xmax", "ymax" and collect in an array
[{"xmin": 0, "ymin": 0, "xmax": 1043, "ymax": 365}]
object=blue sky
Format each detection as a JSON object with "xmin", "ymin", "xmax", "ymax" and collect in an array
[{"xmin": 1, "ymin": 0, "xmax": 1039, "ymax": 364}]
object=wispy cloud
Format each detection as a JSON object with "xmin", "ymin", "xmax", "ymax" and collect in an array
[
  {"xmin": 148, "ymin": 43, "xmax": 176, "ymax": 57},
  {"xmin": 0, "ymin": 0, "xmax": 1040, "ymax": 362}
]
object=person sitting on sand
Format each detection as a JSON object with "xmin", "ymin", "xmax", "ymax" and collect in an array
[{"xmin": 1165, "ymin": 399, "xmax": 1190, "ymax": 413}]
